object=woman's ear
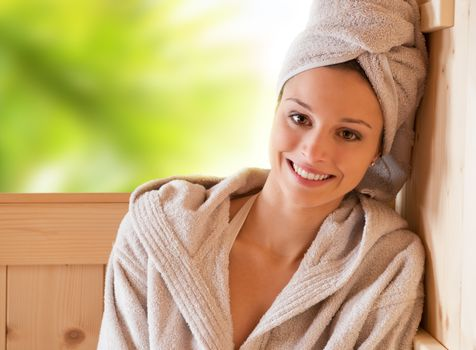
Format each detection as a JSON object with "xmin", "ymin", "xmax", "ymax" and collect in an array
[
  {"xmin": 370, "ymin": 153, "xmax": 381, "ymax": 167},
  {"xmin": 374, "ymin": 153, "xmax": 381, "ymax": 162}
]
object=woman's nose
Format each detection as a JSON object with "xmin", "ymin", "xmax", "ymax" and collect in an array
[{"xmin": 300, "ymin": 129, "xmax": 332, "ymax": 163}]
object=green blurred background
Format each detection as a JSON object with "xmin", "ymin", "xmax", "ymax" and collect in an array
[{"xmin": 0, "ymin": 0, "xmax": 310, "ymax": 192}]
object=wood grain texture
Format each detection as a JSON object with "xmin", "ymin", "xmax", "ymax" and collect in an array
[
  {"xmin": 414, "ymin": 329, "xmax": 448, "ymax": 350},
  {"xmin": 397, "ymin": 0, "xmax": 475, "ymax": 348},
  {"xmin": 0, "ymin": 193, "xmax": 130, "ymax": 203},
  {"xmin": 6, "ymin": 265, "xmax": 104, "ymax": 350},
  {"xmin": 460, "ymin": 0, "xmax": 476, "ymax": 348},
  {"xmin": 0, "ymin": 202, "xmax": 127, "ymax": 265},
  {"xmin": 0, "ymin": 266, "xmax": 5, "ymax": 350}
]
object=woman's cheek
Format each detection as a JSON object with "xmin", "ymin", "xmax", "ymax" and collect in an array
[
  {"xmin": 349, "ymin": 154, "xmax": 372, "ymax": 182},
  {"xmin": 271, "ymin": 124, "xmax": 292, "ymax": 150}
]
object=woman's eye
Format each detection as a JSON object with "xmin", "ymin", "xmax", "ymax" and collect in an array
[
  {"xmin": 290, "ymin": 113, "xmax": 310, "ymax": 126},
  {"xmin": 339, "ymin": 129, "xmax": 361, "ymax": 141}
]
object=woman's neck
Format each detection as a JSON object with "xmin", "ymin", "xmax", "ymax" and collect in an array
[{"xmin": 238, "ymin": 179, "xmax": 343, "ymax": 264}]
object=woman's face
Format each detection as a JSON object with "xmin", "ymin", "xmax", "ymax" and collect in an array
[{"xmin": 268, "ymin": 66, "xmax": 383, "ymax": 208}]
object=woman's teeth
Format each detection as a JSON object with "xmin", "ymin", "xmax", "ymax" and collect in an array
[{"xmin": 292, "ymin": 162, "xmax": 331, "ymax": 181}]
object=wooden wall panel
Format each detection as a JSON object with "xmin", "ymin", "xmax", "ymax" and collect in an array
[
  {"xmin": 0, "ymin": 194, "xmax": 124, "ymax": 348},
  {"xmin": 414, "ymin": 329, "xmax": 447, "ymax": 350},
  {"xmin": 6, "ymin": 265, "xmax": 104, "ymax": 350},
  {"xmin": 460, "ymin": 0, "xmax": 476, "ymax": 348},
  {"xmin": 398, "ymin": 0, "xmax": 475, "ymax": 348},
  {"xmin": 0, "ymin": 193, "xmax": 129, "ymax": 204},
  {"xmin": 399, "ymin": 28, "xmax": 461, "ymax": 350},
  {"xmin": 0, "ymin": 203, "xmax": 127, "ymax": 265},
  {"xmin": 0, "ymin": 266, "xmax": 5, "ymax": 350}
]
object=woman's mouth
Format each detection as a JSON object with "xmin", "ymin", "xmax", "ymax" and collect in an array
[{"xmin": 287, "ymin": 159, "xmax": 335, "ymax": 183}]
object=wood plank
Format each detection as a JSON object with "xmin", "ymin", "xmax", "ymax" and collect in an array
[
  {"xmin": 0, "ymin": 266, "xmax": 5, "ymax": 350},
  {"xmin": 420, "ymin": 0, "xmax": 455, "ymax": 33},
  {"xmin": 398, "ymin": 0, "xmax": 472, "ymax": 347},
  {"xmin": 460, "ymin": 0, "xmax": 476, "ymax": 348},
  {"xmin": 0, "ymin": 203, "xmax": 127, "ymax": 265},
  {"xmin": 400, "ymin": 28, "xmax": 461, "ymax": 348},
  {"xmin": 0, "ymin": 193, "xmax": 129, "ymax": 204},
  {"xmin": 414, "ymin": 329, "xmax": 447, "ymax": 349},
  {"xmin": 6, "ymin": 265, "xmax": 104, "ymax": 349}
]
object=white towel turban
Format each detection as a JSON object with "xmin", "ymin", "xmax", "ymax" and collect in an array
[{"xmin": 276, "ymin": 0, "xmax": 428, "ymax": 202}]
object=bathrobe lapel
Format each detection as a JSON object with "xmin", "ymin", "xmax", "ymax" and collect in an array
[
  {"xmin": 126, "ymin": 168, "xmax": 269, "ymax": 349},
  {"xmin": 131, "ymin": 190, "xmax": 234, "ymax": 350}
]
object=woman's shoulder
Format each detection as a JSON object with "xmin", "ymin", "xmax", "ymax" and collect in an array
[
  {"xmin": 353, "ymin": 195, "xmax": 425, "ymax": 306},
  {"xmin": 363, "ymin": 226, "xmax": 425, "ymax": 308},
  {"xmin": 118, "ymin": 168, "xmax": 268, "ymax": 258},
  {"xmin": 356, "ymin": 193, "xmax": 422, "ymax": 244},
  {"xmin": 370, "ymin": 225, "xmax": 425, "ymax": 272},
  {"xmin": 356, "ymin": 193, "xmax": 425, "ymax": 285},
  {"xmin": 128, "ymin": 167, "xmax": 267, "ymax": 213}
]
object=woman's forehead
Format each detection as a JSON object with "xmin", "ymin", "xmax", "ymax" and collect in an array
[
  {"xmin": 284, "ymin": 66, "xmax": 373, "ymax": 93},
  {"xmin": 280, "ymin": 68, "xmax": 383, "ymax": 127}
]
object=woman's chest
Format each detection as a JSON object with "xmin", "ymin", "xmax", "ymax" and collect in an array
[{"xmin": 228, "ymin": 239, "xmax": 299, "ymax": 349}]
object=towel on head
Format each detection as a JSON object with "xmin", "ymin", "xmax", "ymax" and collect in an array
[{"xmin": 277, "ymin": 0, "xmax": 428, "ymax": 202}]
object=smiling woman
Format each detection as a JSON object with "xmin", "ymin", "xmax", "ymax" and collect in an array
[
  {"xmin": 97, "ymin": 0, "xmax": 429, "ymax": 349},
  {"xmin": 269, "ymin": 65, "xmax": 383, "ymax": 210}
]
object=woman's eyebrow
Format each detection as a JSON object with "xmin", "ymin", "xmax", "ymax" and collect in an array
[
  {"xmin": 339, "ymin": 118, "xmax": 373, "ymax": 129},
  {"xmin": 285, "ymin": 97, "xmax": 313, "ymax": 112},
  {"xmin": 285, "ymin": 97, "xmax": 373, "ymax": 130}
]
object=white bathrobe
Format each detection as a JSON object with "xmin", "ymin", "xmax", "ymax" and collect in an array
[{"xmin": 97, "ymin": 167, "xmax": 425, "ymax": 349}]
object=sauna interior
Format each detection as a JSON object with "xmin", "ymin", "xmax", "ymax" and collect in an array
[{"xmin": 0, "ymin": 0, "xmax": 474, "ymax": 348}]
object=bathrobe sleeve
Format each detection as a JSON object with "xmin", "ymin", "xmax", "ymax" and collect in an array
[{"xmin": 97, "ymin": 212, "xmax": 150, "ymax": 350}]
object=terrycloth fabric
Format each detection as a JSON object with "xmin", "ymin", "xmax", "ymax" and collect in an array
[
  {"xmin": 276, "ymin": 0, "xmax": 428, "ymax": 201},
  {"xmin": 97, "ymin": 167, "xmax": 425, "ymax": 349}
]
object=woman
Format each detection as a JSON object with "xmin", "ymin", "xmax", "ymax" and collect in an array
[
  {"xmin": 228, "ymin": 62, "xmax": 385, "ymax": 348},
  {"xmin": 98, "ymin": 0, "xmax": 428, "ymax": 349}
]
